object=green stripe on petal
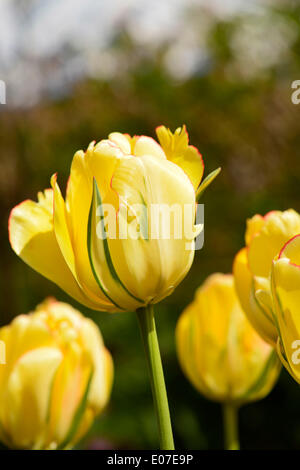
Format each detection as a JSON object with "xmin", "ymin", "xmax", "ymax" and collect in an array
[
  {"xmin": 87, "ymin": 178, "xmax": 144, "ymax": 311},
  {"xmin": 239, "ymin": 349, "xmax": 280, "ymax": 404},
  {"xmin": 251, "ymin": 280, "xmax": 276, "ymax": 328},
  {"xmin": 57, "ymin": 369, "xmax": 93, "ymax": 450}
]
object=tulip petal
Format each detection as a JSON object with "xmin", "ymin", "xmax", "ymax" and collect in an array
[
  {"xmin": 80, "ymin": 318, "xmax": 114, "ymax": 411},
  {"xmin": 245, "ymin": 214, "xmax": 265, "ymax": 246},
  {"xmin": 279, "ymin": 233, "xmax": 300, "ymax": 265},
  {"xmin": 65, "ymin": 149, "xmax": 120, "ymax": 311},
  {"xmin": 88, "ymin": 178, "xmax": 144, "ymax": 311},
  {"xmin": 276, "ymin": 338, "xmax": 298, "ymax": 383},
  {"xmin": 8, "ymin": 191, "xmax": 103, "ymax": 310},
  {"xmin": 247, "ymin": 209, "xmax": 300, "ymax": 278},
  {"xmin": 239, "ymin": 349, "xmax": 281, "ymax": 403},
  {"xmin": 108, "ymin": 132, "xmax": 131, "ymax": 154},
  {"xmin": 51, "ymin": 174, "xmax": 77, "ymax": 279},
  {"xmin": 0, "ymin": 314, "xmax": 53, "ymax": 389},
  {"xmin": 156, "ymin": 125, "xmax": 204, "ymax": 190},
  {"xmin": 193, "ymin": 275, "xmax": 237, "ymax": 400},
  {"xmin": 175, "ymin": 306, "xmax": 214, "ymax": 399},
  {"xmin": 57, "ymin": 369, "xmax": 93, "ymax": 449},
  {"xmin": 272, "ymin": 256, "xmax": 300, "ymax": 382},
  {"xmin": 68, "ymin": 347, "xmax": 113, "ymax": 447},
  {"xmin": 233, "ymin": 248, "xmax": 277, "ymax": 346},
  {"xmin": 2, "ymin": 347, "xmax": 63, "ymax": 449},
  {"xmin": 48, "ymin": 344, "xmax": 93, "ymax": 446},
  {"xmin": 110, "ymin": 154, "xmax": 196, "ymax": 302},
  {"xmin": 51, "ymin": 175, "xmax": 116, "ymax": 311},
  {"xmin": 133, "ymin": 135, "xmax": 166, "ymax": 159}
]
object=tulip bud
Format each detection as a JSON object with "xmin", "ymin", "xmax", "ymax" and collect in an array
[
  {"xmin": 176, "ymin": 274, "xmax": 281, "ymax": 405},
  {"xmin": 0, "ymin": 299, "xmax": 113, "ymax": 449}
]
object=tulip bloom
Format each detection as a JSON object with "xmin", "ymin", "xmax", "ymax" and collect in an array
[
  {"xmin": 271, "ymin": 234, "xmax": 300, "ymax": 384},
  {"xmin": 233, "ymin": 210, "xmax": 300, "ymax": 346},
  {"xmin": 176, "ymin": 273, "xmax": 281, "ymax": 449},
  {"xmin": 0, "ymin": 299, "xmax": 113, "ymax": 450},
  {"xmin": 9, "ymin": 125, "xmax": 208, "ymax": 313},
  {"xmin": 176, "ymin": 273, "xmax": 280, "ymax": 404}
]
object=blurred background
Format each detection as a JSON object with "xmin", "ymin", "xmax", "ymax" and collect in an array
[{"xmin": 1, "ymin": 0, "xmax": 300, "ymax": 450}]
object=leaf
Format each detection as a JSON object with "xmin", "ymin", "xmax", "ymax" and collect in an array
[{"xmin": 196, "ymin": 167, "xmax": 221, "ymax": 202}]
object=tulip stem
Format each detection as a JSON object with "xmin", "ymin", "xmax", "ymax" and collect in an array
[
  {"xmin": 223, "ymin": 403, "xmax": 240, "ymax": 450},
  {"xmin": 136, "ymin": 305, "xmax": 175, "ymax": 450}
]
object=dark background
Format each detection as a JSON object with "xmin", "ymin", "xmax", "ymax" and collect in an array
[{"xmin": 0, "ymin": 0, "xmax": 300, "ymax": 449}]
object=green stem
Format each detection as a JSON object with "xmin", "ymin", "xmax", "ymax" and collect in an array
[
  {"xmin": 222, "ymin": 403, "xmax": 240, "ymax": 450},
  {"xmin": 136, "ymin": 305, "xmax": 175, "ymax": 450}
]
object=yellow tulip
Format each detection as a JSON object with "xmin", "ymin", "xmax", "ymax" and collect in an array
[
  {"xmin": 271, "ymin": 234, "xmax": 300, "ymax": 384},
  {"xmin": 0, "ymin": 298, "xmax": 113, "ymax": 449},
  {"xmin": 8, "ymin": 125, "xmax": 214, "ymax": 313},
  {"xmin": 176, "ymin": 273, "xmax": 281, "ymax": 405},
  {"xmin": 233, "ymin": 209, "xmax": 300, "ymax": 346}
]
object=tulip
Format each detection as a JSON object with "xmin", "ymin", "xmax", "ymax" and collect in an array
[
  {"xmin": 9, "ymin": 125, "xmax": 211, "ymax": 313},
  {"xmin": 0, "ymin": 298, "xmax": 113, "ymax": 450},
  {"xmin": 176, "ymin": 273, "xmax": 281, "ymax": 449},
  {"xmin": 9, "ymin": 125, "xmax": 219, "ymax": 449},
  {"xmin": 271, "ymin": 234, "xmax": 300, "ymax": 384},
  {"xmin": 233, "ymin": 210, "xmax": 300, "ymax": 346}
]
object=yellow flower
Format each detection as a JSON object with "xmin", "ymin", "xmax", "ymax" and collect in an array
[
  {"xmin": 176, "ymin": 273, "xmax": 281, "ymax": 405},
  {"xmin": 233, "ymin": 210, "xmax": 300, "ymax": 346},
  {"xmin": 0, "ymin": 298, "xmax": 113, "ymax": 449},
  {"xmin": 8, "ymin": 125, "xmax": 216, "ymax": 313},
  {"xmin": 271, "ymin": 234, "xmax": 300, "ymax": 384}
]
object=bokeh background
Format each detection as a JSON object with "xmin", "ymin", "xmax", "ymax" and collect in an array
[{"xmin": 1, "ymin": 0, "xmax": 300, "ymax": 449}]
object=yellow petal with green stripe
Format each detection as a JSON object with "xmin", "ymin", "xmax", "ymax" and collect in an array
[
  {"xmin": 88, "ymin": 178, "xmax": 144, "ymax": 311},
  {"xmin": 233, "ymin": 248, "xmax": 277, "ymax": 346}
]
